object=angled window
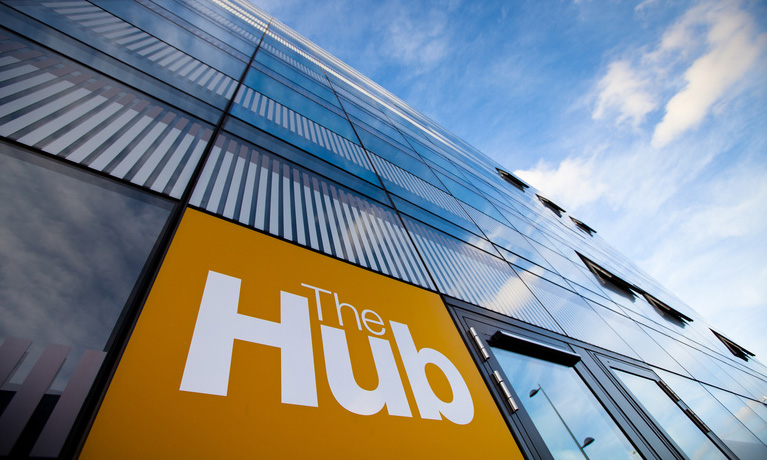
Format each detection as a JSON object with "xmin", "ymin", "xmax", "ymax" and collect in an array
[
  {"xmin": 570, "ymin": 217, "xmax": 596, "ymax": 236},
  {"xmin": 537, "ymin": 194, "xmax": 565, "ymax": 217},
  {"xmin": 641, "ymin": 293, "xmax": 693, "ymax": 324},
  {"xmin": 577, "ymin": 253, "xmax": 693, "ymax": 325},
  {"xmin": 497, "ymin": 168, "xmax": 529, "ymax": 191},
  {"xmin": 473, "ymin": 327, "xmax": 642, "ymax": 459},
  {"xmin": 607, "ymin": 361, "xmax": 730, "ymax": 459},
  {"xmin": 710, "ymin": 329, "xmax": 755, "ymax": 361},
  {"xmin": 577, "ymin": 253, "xmax": 636, "ymax": 297}
]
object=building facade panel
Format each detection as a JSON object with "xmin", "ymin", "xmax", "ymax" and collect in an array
[{"xmin": 1, "ymin": 1, "xmax": 766, "ymax": 458}]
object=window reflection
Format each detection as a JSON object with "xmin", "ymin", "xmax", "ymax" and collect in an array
[
  {"xmin": 0, "ymin": 143, "xmax": 172, "ymax": 391},
  {"xmin": 656, "ymin": 369, "xmax": 767, "ymax": 459},
  {"xmin": 491, "ymin": 347, "xmax": 641, "ymax": 459},
  {"xmin": 708, "ymin": 387, "xmax": 767, "ymax": 446},
  {"xmin": 614, "ymin": 369, "xmax": 726, "ymax": 459}
]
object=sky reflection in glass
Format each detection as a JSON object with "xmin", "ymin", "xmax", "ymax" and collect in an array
[
  {"xmin": 492, "ymin": 347, "xmax": 640, "ymax": 459},
  {"xmin": 614, "ymin": 369, "xmax": 726, "ymax": 460},
  {"xmin": 0, "ymin": 145, "xmax": 171, "ymax": 391}
]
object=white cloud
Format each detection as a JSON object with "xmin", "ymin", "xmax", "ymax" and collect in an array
[
  {"xmin": 639, "ymin": 163, "xmax": 767, "ymax": 294},
  {"xmin": 515, "ymin": 152, "xmax": 609, "ymax": 210},
  {"xmin": 252, "ymin": 0, "xmax": 767, "ymax": 361},
  {"xmin": 635, "ymin": 0, "xmax": 660, "ymax": 14},
  {"xmin": 421, "ymin": 0, "xmax": 767, "ymax": 361},
  {"xmin": 513, "ymin": 130, "xmax": 721, "ymax": 217},
  {"xmin": 515, "ymin": 136, "xmax": 767, "ymax": 355},
  {"xmin": 647, "ymin": 1, "xmax": 708, "ymax": 58},
  {"xmin": 592, "ymin": 60, "xmax": 657, "ymax": 128},
  {"xmin": 634, "ymin": 162, "xmax": 767, "ymax": 357},
  {"xmin": 379, "ymin": 2, "xmax": 455, "ymax": 75},
  {"xmin": 652, "ymin": 4, "xmax": 766, "ymax": 146},
  {"xmin": 592, "ymin": 0, "xmax": 767, "ymax": 148}
]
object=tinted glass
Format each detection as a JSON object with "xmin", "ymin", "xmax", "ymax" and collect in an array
[
  {"xmin": 0, "ymin": 143, "xmax": 171, "ymax": 391},
  {"xmin": 708, "ymin": 388, "xmax": 767, "ymax": 446},
  {"xmin": 492, "ymin": 347, "xmax": 640, "ymax": 459},
  {"xmin": 656, "ymin": 369, "xmax": 767, "ymax": 459},
  {"xmin": 614, "ymin": 369, "xmax": 726, "ymax": 459}
]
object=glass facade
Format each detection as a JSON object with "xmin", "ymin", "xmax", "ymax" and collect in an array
[{"xmin": 0, "ymin": 1, "xmax": 765, "ymax": 458}]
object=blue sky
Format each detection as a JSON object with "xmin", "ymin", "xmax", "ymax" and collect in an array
[{"xmin": 251, "ymin": 0, "xmax": 767, "ymax": 361}]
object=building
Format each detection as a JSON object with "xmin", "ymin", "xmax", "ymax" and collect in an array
[{"xmin": 1, "ymin": 0, "xmax": 766, "ymax": 458}]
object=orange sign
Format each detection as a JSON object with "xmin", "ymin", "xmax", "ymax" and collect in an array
[{"xmin": 81, "ymin": 209, "xmax": 522, "ymax": 459}]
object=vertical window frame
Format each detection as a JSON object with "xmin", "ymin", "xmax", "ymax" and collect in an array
[{"xmin": 447, "ymin": 300, "xmax": 668, "ymax": 460}]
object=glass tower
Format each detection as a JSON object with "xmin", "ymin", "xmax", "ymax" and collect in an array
[{"xmin": 1, "ymin": 1, "xmax": 765, "ymax": 458}]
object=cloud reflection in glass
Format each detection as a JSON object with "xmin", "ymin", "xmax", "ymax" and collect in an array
[{"xmin": 0, "ymin": 145, "xmax": 172, "ymax": 391}]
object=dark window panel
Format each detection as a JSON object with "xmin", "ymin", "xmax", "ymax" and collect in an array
[
  {"xmin": 614, "ymin": 369, "xmax": 727, "ymax": 459},
  {"xmin": 0, "ymin": 141, "xmax": 172, "ymax": 457}
]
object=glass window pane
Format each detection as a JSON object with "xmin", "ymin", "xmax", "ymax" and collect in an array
[
  {"xmin": 189, "ymin": 131, "xmax": 433, "ymax": 291},
  {"xmin": 614, "ymin": 369, "xmax": 726, "ymax": 459},
  {"xmin": 707, "ymin": 387, "xmax": 767, "ymax": 446},
  {"xmin": 0, "ymin": 144, "xmax": 172, "ymax": 386},
  {"xmin": 492, "ymin": 347, "xmax": 641, "ymax": 459},
  {"xmin": 0, "ymin": 142, "xmax": 171, "ymax": 453},
  {"xmin": 657, "ymin": 369, "xmax": 767, "ymax": 459}
]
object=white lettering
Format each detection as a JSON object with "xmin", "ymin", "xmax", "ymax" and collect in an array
[
  {"xmin": 180, "ymin": 271, "xmax": 318, "ymax": 407},
  {"xmin": 179, "ymin": 274, "xmax": 474, "ymax": 425},
  {"xmin": 322, "ymin": 325, "xmax": 411, "ymax": 417},
  {"xmin": 392, "ymin": 321, "xmax": 474, "ymax": 425},
  {"xmin": 334, "ymin": 292, "xmax": 361, "ymax": 330},
  {"xmin": 362, "ymin": 309, "xmax": 385, "ymax": 336},
  {"xmin": 300, "ymin": 283, "xmax": 331, "ymax": 321}
]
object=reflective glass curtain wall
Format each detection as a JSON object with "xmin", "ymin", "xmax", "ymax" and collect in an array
[{"xmin": 1, "ymin": 1, "xmax": 766, "ymax": 459}]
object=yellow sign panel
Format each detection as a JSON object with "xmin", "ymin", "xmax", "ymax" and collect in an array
[{"xmin": 82, "ymin": 209, "xmax": 522, "ymax": 459}]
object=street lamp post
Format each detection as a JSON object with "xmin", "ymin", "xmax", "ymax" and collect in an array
[{"xmin": 530, "ymin": 384, "xmax": 594, "ymax": 460}]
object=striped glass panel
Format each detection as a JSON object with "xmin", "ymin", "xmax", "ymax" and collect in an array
[
  {"xmin": 249, "ymin": 60, "xmax": 342, "ymax": 119},
  {"xmin": 37, "ymin": 1, "xmax": 239, "ymax": 102},
  {"xmin": 0, "ymin": 33, "xmax": 213, "ymax": 198},
  {"xmin": 231, "ymin": 85, "xmax": 372, "ymax": 171},
  {"xmin": 184, "ymin": 0, "xmax": 266, "ymax": 43},
  {"xmin": 134, "ymin": 0, "xmax": 249, "ymax": 62},
  {"xmin": 404, "ymin": 217, "xmax": 564, "ymax": 333},
  {"xmin": 518, "ymin": 270, "xmax": 636, "ymax": 355},
  {"xmin": 369, "ymin": 152, "xmax": 478, "ymax": 227},
  {"xmin": 265, "ymin": 28, "xmax": 322, "ymax": 71},
  {"xmin": 259, "ymin": 40, "xmax": 326, "ymax": 84},
  {"xmin": 190, "ymin": 133, "xmax": 433, "ymax": 290},
  {"xmin": 535, "ymin": 242, "xmax": 609, "ymax": 294},
  {"xmin": 462, "ymin": 203, "xmax": 556, "ymax": 271}
]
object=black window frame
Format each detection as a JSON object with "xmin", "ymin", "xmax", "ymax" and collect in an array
[
  {"xmin": 497, "ymin": 168, "xmax": 530, "ymax": 191},
  {"xmin": 536, "ymin": 195, "xmax": 566, "ymax": 218},
  {"xmin": 0, "ymin": 139, "xmax": 179, "ymax": 459},
  {"xmin": 570, "ymin": 216, "xmax": 597, "ymax": 236},
  {"xmin": 446, "ymin": 296, "xmax": 680, "ymax": 459},
  {"xmin": 598, "ymin": 355, "xmax": 737, "ymax": 459},
  {"xmin": 710, "ymin": 329, "xmax": 755, "ymax": 361},
  {"xmin": 577, "ymin": 252, "xmax": 637, "ymax": 297},
  {"xmin": 576, "ymin": 253, "xmax": 693, "ymax": 325},
  {"xmin": 640, "ymin": 293, "xmax": 693, "ymax": 324}
]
